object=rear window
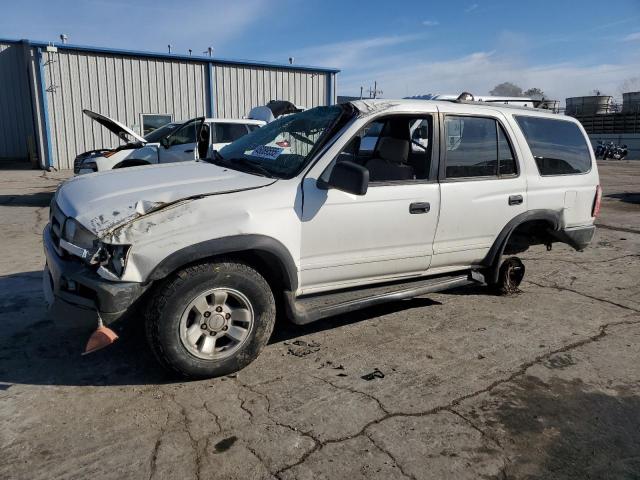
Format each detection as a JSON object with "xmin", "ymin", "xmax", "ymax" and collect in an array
[{"xmin": 514, "ymin": 116, "xmax": 591, "ymax": 175}]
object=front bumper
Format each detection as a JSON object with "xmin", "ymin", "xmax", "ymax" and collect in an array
[{"xmin": 43, "ymin": 225, "xmax": 148, "ymax": 325}]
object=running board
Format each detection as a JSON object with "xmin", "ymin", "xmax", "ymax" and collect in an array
[{"xmin": 285, "ymin": 271, "xmax": 480, "ymax": 325}]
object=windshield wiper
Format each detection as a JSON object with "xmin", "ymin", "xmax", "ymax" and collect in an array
[
  {"xmin": 204, "ymin": 151, "xmax": 274, "ymax": 178},
  {"xmin": 227, "ymin": 157, "xmax": 274, "ymax": 178}
]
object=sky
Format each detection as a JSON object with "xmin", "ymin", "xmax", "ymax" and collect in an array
[{"xmin": 2, "ymin": 0, "xmax": 640, "ymax": 102}]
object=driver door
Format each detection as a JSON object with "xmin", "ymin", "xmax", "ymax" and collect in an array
[
  {"xmin": 299, "ymin": 113, "xmax": 440, "ymax": 294},
  {"xmin": 158, "ymin": 118, "xmax": 204, "ymax": 163}
]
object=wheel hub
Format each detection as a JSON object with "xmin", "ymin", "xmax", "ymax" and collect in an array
[{"xmin": 207, "ymin": 313, "xmax": 226, "ymax": 331}]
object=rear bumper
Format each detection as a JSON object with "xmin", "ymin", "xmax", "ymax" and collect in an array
[
  {"xmin": 553, "ymin": 224, "xmax": 596, "ymax": 251},
  {"xmin": 43, "ymin": 225, "xmax": 148, "ymax": 325}
]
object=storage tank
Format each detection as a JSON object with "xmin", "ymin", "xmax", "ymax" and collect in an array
[
  {"xmin": 622, "ymin": 92, "xmax": 640, "ymax": 113},
  {"xmin": 565, "ymin": 95, "xmax": 613, "ymax": 115}
]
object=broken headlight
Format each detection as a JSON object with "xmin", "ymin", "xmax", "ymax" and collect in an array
[
  {"xmin": 63, "ymin": 218, "xmax": 97, "ymax": 250},
  {"xmin": 93, "ymin": 243, "xmax": 131, "ymax": 280}
]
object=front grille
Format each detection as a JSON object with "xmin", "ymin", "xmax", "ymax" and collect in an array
[{"xmin": 49, "ymin": 200, "xmax": 67, "ymax": 257}]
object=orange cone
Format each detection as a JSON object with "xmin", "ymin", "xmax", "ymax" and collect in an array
[{"xmin": 82, "ymin": 315, "xmax": 119, "ymax": 355}]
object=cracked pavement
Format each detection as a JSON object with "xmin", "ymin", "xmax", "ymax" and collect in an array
[{"xmin": 0, "ymin": 161, "xmax": 639, "ymax": 479}]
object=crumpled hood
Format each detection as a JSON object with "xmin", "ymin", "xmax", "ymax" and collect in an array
[{"xmin": 56, "ymin": 161, "xmax": 275, "ymax": 237}]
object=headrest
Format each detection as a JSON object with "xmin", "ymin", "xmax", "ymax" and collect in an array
[{"xmin": 377, "ymin": 137, "xmax": 409, "ymax": 164}]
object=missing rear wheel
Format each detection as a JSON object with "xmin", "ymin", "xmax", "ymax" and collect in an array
[{"xmin": 494, "ymin": 256, "xmax": 525, "ymax": 295}]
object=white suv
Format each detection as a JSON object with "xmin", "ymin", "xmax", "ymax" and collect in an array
[{"xmin": 43, "ymin": 99, "xmax": 600, "ymax": 378}]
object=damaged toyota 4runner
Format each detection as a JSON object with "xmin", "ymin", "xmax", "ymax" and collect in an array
[{"xmin": 43, "ymin": 98, "xmax": 601, "ymax": 378}]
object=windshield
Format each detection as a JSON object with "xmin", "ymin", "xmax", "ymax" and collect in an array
[
  {"xmin": 217, "ymin": 106, "xmax": 345, "ymax": 178},
  {"xmin": 144, "ymin": 123, "xmax": 180, "ymax": 143}
]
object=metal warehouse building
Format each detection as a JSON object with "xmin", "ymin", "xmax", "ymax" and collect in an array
[{"xmin": 0, "ymin": 38, "xmax": 338, "ymax": 170}]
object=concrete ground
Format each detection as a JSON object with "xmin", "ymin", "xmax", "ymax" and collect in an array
[{"xmin": 0, "ymin": 161, "xmax": 638, "ymax": 480}]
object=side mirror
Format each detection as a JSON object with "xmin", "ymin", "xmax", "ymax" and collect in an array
[
  {"xmin": 160, "ymin": 137, "xmax": 170, "ymax": 149},
  {"xmin": 320, "ymin": 160, "xmax": 369, "ymax": 196}
]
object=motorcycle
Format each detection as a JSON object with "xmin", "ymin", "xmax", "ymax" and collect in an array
[
  {"xmin": 599, "ymin": 141, "xmax": 628, "ymax": 160},
  {"xmin": 610, "ymin": 144, "xmax": 628, "ymax": 160}
]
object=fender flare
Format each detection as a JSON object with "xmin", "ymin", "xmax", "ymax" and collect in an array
[
  {"xmin": 482, "ymin": 209, "xmax": 563, "ymax": 284},
  {"xmin": 147, "ymin": 234, "xmax": 299, "ymax": 291}
]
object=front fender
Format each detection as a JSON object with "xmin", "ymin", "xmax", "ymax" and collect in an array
[{"xmin": 147, "ymin": 234, "xmax": 299, "ymax": 291}]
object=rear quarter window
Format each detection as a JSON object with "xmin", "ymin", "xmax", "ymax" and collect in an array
[{"xmin": 514, "ymin": 116, "xmax": 591, "ymax": 175}]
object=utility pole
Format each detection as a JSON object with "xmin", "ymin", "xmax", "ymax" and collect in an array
[{"xmin": 368, "ymin": 81, "xmax": 383, "ymax": 99}]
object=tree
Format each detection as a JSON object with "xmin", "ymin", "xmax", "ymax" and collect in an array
[
  {"xmin": 619, "ymin": 77, "xmax": 640, "ymax": 94},
  {"xmin": 524, "ymin": 87, "xmax": 545, "ymax": 99},
  {"xmin": 489, "ymin": 82, "xmax": 523, "ymax": 97}
]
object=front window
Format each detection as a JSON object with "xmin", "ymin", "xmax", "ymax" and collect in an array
[
  {"xmin": 167, "ymin": 119, "xmax": 201, "ymax": 147},
  {"xmin": 216, "ymin": 106, "xmax": 346, "ymax": 178},
  {"xmin": 144, "ymin": 123, "xmax": 180, "ymax": 143}
]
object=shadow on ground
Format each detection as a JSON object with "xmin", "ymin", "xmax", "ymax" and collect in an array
[
  {"xmin": 605, "ymin": 192, "xmax": 640, "ymax": 205},
  {"xmin": 0, "ymin": 270, "xmax": 443, "ymax": 388},
  {"xmin": 0, "ymin": 192, "xmax": 55, "ymax": 207},
  {"xmin": 486, "ymin": 375, "xmax": 640, "ymax": 479}
]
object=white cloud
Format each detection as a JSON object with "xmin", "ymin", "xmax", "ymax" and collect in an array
[
  {"xmin": 623, "ymin": 32, "xmax": 640, "ymax": 42},
  {"xmin": 465, "ymin": 3, "xmax": 479, "ymax": 13},
  {"xmin": 422, "ymin": 20, "xmax": 439, "ymax": 27},
  {"xmin": 290, "ymin": 34, "xmax": 424, "ymax": 69},
  {"xmin": 337, "ymin": 50, "xmax": 640, "ymax": 103}
]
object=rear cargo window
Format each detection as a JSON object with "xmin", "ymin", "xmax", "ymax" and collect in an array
[{"xmin": 514, "ymin": 116, "xmax": 591, "ymax": 175}]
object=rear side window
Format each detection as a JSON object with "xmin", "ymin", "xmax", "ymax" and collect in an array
[
  {"xmin": 213, "ymin": 123, "xmax": 250, "ymax": 143},
  {"xmin": 514, "ymin": 116, "xmax": 591, "ymax": 175},
  {"xmin": 444, "ymin": 116, "xmax": 517, "ymax": 179}
]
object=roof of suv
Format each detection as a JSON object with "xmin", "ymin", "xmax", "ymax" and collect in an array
[
  {"xmin": 204, "ymin": 118, "xmax": 266, "ymax": 125},
  {"xmin": 349, "ymin": 98, "xmax": 566, "ymax": 120}
]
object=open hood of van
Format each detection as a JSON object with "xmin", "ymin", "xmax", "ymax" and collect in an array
[{"xmin": 83, "ymin": 109, "xmax": 146, "ymax": 144}]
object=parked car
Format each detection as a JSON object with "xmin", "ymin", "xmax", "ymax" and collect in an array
[
  {"xmin": 43, "ymin": 97, "xmax": 600, "ymax": 378},
  {"xmin": 75, "ymin": 110, "xmax": 265, "ymax": 174}
]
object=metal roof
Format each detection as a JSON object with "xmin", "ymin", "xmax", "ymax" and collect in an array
[{"xmin": 0, "ymin": 37, "xmax": 340, "ymax": 74}]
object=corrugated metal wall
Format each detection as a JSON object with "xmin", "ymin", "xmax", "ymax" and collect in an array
[
  {"xmin": 1, "ymin": 38, "xmax": 336, "ymax": 170},
  {"xmin": 0, "ymin": 42, "xmax": 36, "ymax": 160},
  {"xmin": 213, "ymin": 64, "xmax": 328, "ymax": 118},
  {"xmin": 41, "ymin": 49, "xmax": 208, "ymax": 169}
]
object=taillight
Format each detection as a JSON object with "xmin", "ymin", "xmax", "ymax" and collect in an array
[
  {"xmin": 103, "ymin": 150, "xmax": 117, "ymax": 158},
  {"xmin": 592, "ymin": 185, "xmax": 602, "ymax": 218},
  {"xmin": 276, "ymin": 139, "xmax": 290, "ymax": 148}
]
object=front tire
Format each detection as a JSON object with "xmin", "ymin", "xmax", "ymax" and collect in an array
[{"xmin": 145, "ymin": 260, "xmax": 276, "ymax": 379}]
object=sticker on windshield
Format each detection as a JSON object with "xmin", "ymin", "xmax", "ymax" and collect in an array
[{"xmin": 250, "ymin": 145, "xmax": 284, "ymax": 161}]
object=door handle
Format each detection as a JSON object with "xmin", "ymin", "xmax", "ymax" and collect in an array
[
  {"xmin": 184, "ymin": 149, "xmax": 194, "ymax": 153},
  {"xmin": 508, "ymin": 194, "xmax": 523, "ymax": 206},
  {"xmin": 409, "ymin": 202, "xmax": 430, "ymax": 214}
]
